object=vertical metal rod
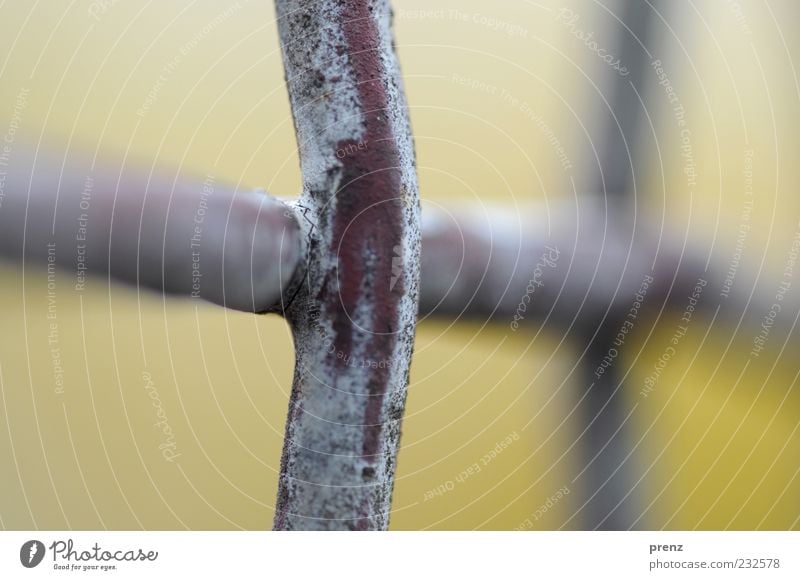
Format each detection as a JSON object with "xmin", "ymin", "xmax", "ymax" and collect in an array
[
  {"xmin": 577, "ymin": 0, "xmax": 657, "ymax": 530},
  {"xmin": 273, "ymin": 0, "xmax": 421, "ymax": 530}
]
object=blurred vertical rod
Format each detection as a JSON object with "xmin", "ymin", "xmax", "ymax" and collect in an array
[{"xmin": 577, "ymin": 0, "xmax": 657, "ymax": 530}]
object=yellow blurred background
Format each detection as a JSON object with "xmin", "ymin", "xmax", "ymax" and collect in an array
[{"xmin": 0, "ymin": 0, "xmax": 798, "ymax": 530}]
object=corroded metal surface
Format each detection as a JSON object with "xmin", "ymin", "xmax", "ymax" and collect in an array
[{"xmin": 273, "ymin": 0, "xmax": 421, "ymax": 530}]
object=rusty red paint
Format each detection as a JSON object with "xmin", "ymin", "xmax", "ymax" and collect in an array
[
  {"xmin": 327, "ymin": 1, "xmax": 410, "ymax": 528},
  {"xmin": 273, "ymin": 0, "xmax": 419, "ymax": 530},
  {"xmin": 331, "ymin": 2, "xmax": 405, "ymax": 462}
]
